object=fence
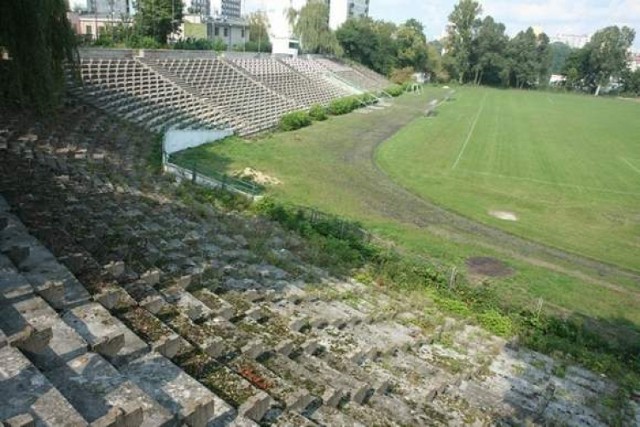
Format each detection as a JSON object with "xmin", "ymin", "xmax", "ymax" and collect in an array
[{"xmin": 161, "ymin": 128, "xmax": 263, "ymax": 199}]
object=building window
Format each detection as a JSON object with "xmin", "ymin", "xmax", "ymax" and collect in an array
[
  {"xmin": 223, "ymin": 27, "xmax": 228, "ymax": 37},
  {"xmin": 86, "ymin": 25, "xmax": 92, "ymax": 34},
  {"xmin": 214, "ymin": 27, "xmax": 219, "ymax": 36},
  {"xmin": 241, "ymin": 29, "xmax": 245, "ymax": 38}
]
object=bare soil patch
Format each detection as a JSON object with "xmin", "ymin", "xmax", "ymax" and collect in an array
[
  {"xmin": 466, "ymin": 257, "xmax": 515, "ymax": 278},
  {"xmin": 233, "ymin": 167, "xmax": 281, "ymax": 186}
]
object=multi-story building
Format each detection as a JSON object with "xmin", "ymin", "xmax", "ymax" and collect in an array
[
  {"xmin": 211, "ymin": 0, "xmax": 242, "ymax": 18},
  {"xmin": 187, "ymin": 0, "xmax": 211, "ymax": 16},
  {"xmin": 327, "ymin": 0, "xmax": 369, "ymax": 30},
  {"xmin": 86, "ymin": 0, "xmax": 131, "ymax": 16}
]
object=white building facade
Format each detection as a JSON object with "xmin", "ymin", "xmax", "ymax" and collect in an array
[{"xmin": 328, "ymin": 0, "xmax": 369, "ymax": 31}]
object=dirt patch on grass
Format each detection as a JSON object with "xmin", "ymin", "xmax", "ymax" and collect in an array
[
  {"xmin": 233, "ymin": 167, "xmax": 281, "ymax": 186},
  {"xmin": 466, "ymin": 257, "xmax": 515, "ymax": 278}
]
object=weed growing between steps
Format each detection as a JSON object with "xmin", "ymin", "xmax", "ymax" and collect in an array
[{"xmin": 170, "ymin": 184, "xmax": 640, "ymax": 412}]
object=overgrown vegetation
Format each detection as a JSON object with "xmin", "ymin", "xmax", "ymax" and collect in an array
[
  {"xmin": 279, "ymin": 111, "xmax": 312, "ymax": 131},
  {"xmin": 0, "ymin": 0, "xmax": 78, "ymax": 112},
  {"xmin": 250, "ymin": 196, "xmax": 640, "ymax": 394},
  {"xmin": 308, "ymin": 104, "xmax": 328, "ymax": 121}
]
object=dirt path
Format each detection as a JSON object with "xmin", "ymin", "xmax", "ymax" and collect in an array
[{"xmin": 339, "ymin": 97, "xmax": 640, "ymax": 297}]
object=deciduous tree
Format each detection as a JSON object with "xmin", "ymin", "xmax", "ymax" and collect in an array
[
  {"xmin": 287, "ymin": 0, "xmax": 341, "ymax": 55},
  {"xmin": 446, "ymin": 0, "xmax": 482, "ymax": 83},
  {"xmin": 0, "ymin": 0, "xmax": 77, "ymax": 111},
  {"xmin": 134, "ymin": 0, "xmax": 184, "ymax": 45}
]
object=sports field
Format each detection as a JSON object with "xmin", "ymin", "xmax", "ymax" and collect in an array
[
  {"xmin": 377, "ymin": 87, "xmax": 640, "ymax": 271},
  {"xmin": 173, "ymin": 86, "xmax": 640, "ymax": 323}
]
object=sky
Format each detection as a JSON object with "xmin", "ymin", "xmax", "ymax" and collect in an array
[
  {"xmin": 68, "ymin": 0, "xmax": 640, "ymax": 49},
  {"xmin": 243, "ymin": 0, "xmax": 640, "ymax": 50}
]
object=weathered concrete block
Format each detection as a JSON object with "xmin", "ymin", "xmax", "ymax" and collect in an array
[
  {"xmin": 0, "ymin": 345, "xmax": 87, "ymax": 426},
  {"xmin": 63, "ymin": 303, "xmax": 148, "ymax": 365},
  {"xmin": 237, "ymin": 392, "xmax": 271, "ymax": 422},
  {"xmin": 104, "ymin": 261, "xmax": 125, "ymax": 278},
  {"xmin": 274, "ymin": 340, "xmax": 294, "ymax": 357},
  {"xmin": 3, "ymin": 412, "xmax": 35, "ymax": 427},
  {"xmin": 121, "ymin": 352, "xmax": 217, "ymax": 427},
  {"xmin": 47, "ymin": 352, "xmax": 173, "ymax": 427},
  {"xmin": 140, "ymin": 269, "xmax": 161, "ymax": 286},
  {"xmin": 10, "ymin": 296, "xmax": 87, "ymax": 370},
  {"xmin": 241, "ymin": 340, "xmax": 266, "ymax": 359},
  {"xmin": 0, "ymin": 297, "xmax": 53, "ymax": 354}
]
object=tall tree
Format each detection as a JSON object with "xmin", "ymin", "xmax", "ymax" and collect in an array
[
  {"xmin": 535, "ymin": 32, "xmax": 552, "ymax": 86},
  {"xmin": 505, "ymin": 28, "xmax": 539, "ymax": 88},
  {"xmin": 0, "ymin": 0, "xmax": 78, "ymax": 111},
  {"xmin": 587, "ymin": 26, "xmax": 635, "ymax": 95},
  {"xmin": 336, "ymin": 18, "xmax": 397, "ymax": 75},
  {"xmin": 287, "ymin": 0, "xmax": 341, "ymax": 55},
  {"xmin": 396, "ymin": 20, "xmax": 429, "ymax": 71},
  {"xmin": 470, "ymin": 16, "xmax": 508, "ymax": 85},
  {"xmin": 549, "ymin": 42, "xmax": 573, "ymax": 74},
  {"xmin": 134, "ymin": 0, "xmax": 184, "ymax": 44},
  {"xmin": 446, "ymin": 0, "xmax": 482, "ymax": 83},
  {"xmin": 246, "ymin": 11, "xmax": 271, "ymax": 53}
]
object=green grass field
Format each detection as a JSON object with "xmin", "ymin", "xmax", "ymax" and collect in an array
[
  {"xmin": 377, "ymin": 87, "xmax": 640, "ymax": 271},
  {"xmin": 172, "ymin": 87, "xmax": 640, "ymax": 325}
]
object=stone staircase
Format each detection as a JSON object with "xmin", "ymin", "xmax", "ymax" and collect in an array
[{"xmin": 0, "ymin": 103, "xmax": 637, "ymax": 426}]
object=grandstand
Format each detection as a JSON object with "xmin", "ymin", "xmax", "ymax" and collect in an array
[
  {"xmin": 0, "ymin": 99, "xmax": 631, "ymax": 426},
  {"xmin": 70, "ymin": 49, "xmax": 392, "ymax": 136}
]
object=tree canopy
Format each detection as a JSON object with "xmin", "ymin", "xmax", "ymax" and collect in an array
[
  {"xmin": 288, "ymin": 0, "xmax": 341, "ymax": 55},
  {"xmin": 445, "ymin": 0, "xmax": 482, "ymax": 83},
  {"xmin": 0, "ymin": 0, "xmax": 78, "ymax": 111},
  {"xmin": 134, "ymin": 0, "xmax": 184, "ymax": 45}
]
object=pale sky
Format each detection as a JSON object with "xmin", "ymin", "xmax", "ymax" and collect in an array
[
  {"xmin": 68, "ymin": 0, "xmax": 640, "ymax": 49},
  {"xmin": 244, "ymin": 0, "xmax": 640, "ymax": 49}
]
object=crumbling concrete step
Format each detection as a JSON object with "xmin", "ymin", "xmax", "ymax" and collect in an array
[
  {"xmin": 62, "ymin": 302, "xmax": 148, "ymax": 365},
  {"xmin": 0, "ymin": 345, "xmax": 88, "ymax": 426},
  {"xmin": 259, "ymin": 353, "xmax": 345, "ymax": 408},
  {"xmin": 8, "ymin": 296, "xmax": 87, "ymax": 370},
  {"xmin": 228, "ymin": 356, "xmax": 314, "ymax": 413},
  {"xmin": 192, "ymin": 288, "xmax": 236, "ymax": 320},
  {"xmin": 161, "ymin": 286, "xmax": 213, "ymax": 322},
  {"xmin": 0, "ymin": 297, "xmax": 53, "ymax": 354},
  {"xmin": 46, "ymin": 352, "xmax": 175, "ymax": 427},
  {"xmin": 121, "ymin": 352, "xmax": 222, "ymax": 427},
  {"xmin": 304, "ymin": 405, "xmax": 364, "ymax": 427},
  {"xmin": 0, "ymin": 213, "xmax": 89, "ymax": 309},
  {"xmin": 119, "ymin": 307, "xmax": 184, "ymax": 359}
]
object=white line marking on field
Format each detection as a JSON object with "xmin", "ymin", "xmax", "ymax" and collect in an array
[
  {"xmin": 620, "ymin": 157, "xmax": 640, "ymax": 176},
  {"xmin": 547, "ymin": 96, "xmax": 555, "ymax": 104},
  {"xmin": 460, "ymin": 169, "xmax": 640, "ymax": 197},
  {"xmin": 452, "ymin": 93, "xmax": 488, "ymax": 170}
]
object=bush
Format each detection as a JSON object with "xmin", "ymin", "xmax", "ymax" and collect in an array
[
  {"xmin": 308, "ymin": 104, "xmax": 328, "ymax": 121},
  {"xmin": 384, "ymin": 85, "xmax": 404, "ymax": 97},
  {"xmin": 279, "ymin": 111, "xmax": 312, "ymax": 131},
  {"xmin": 327, "ymin": 96, "xmax": 361, "ymax": 115},
  {"xmin": 477, "ymin": 310, "xmax": 513, "ymax": 337},
  {"xmin": 358, "ymin": 93, "xmax": 377, "ymax": 105},
  {"xmin": 389, "ymin": 66, "xmax": 414, "ymax": 84}
]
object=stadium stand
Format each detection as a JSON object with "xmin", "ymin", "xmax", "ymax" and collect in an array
[
  {"xmin": 228, "ymin": 55, "xmax": 350, "ymax": 107},
  {"xmin": 71, "ymin": 50, "xmax": 392, "ymax": 136},
  {"xmin": 0, "ymin": 99, "xmax": 633, "ymax": 426}
]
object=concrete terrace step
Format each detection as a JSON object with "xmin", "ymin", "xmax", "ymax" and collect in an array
[
  {"xmin": 0, "ymin": 345, "xmax": 88, "ymax": 426},
  {"xmin": 46, "ymin": 352, "xmax": 174, "ymax": 427},
  {"xmin": 122, "ymin": 351, "xmax": 232, "ymax": 426}
]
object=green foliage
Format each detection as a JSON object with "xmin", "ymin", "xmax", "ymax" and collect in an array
[
  {"xmin": 396, "ymin": 21, "xmax": 429, "ymax": 71},
  {"xmin": 308, "ymin": 104, "xmax": 328, "ymax": 121},
  {"xmin": 477, "ymin": 310, "xmax": 513, "ymax": 336},
  {"xmin": 0, "ymin": 0, "xmax": 78, "ymax": 111},
  {"xmin": 384, "ymin": 85, "xmax": 405, "ymax": 97},
  {"xmin": 135, "ymin": 0, "xmax": 184, "ymax": 44},
  {"xmin": 240, "ymin": 40, "xmax": 272, "ymax": 53},
  {"xmin": 549, "ymin": 42, "xmax": 573, "ymax": 74},
  {"xmin": 390, "ymin": 67, "xmax": 415, "ymax": 85},
  {"xmin": 562, "ymin": 26, "xmax": 635, "ymax": 94},
  {"xmin": 288, "ymin": 0, "xmax": 341, "ymax": 55},
  {"xmin": 446, "ymin": 0, "xmax": 483, "ymax": 84},
  {"xmin": 621, "ymin": 69, "xmax": 640, "ymax": 96},
  {"xmin": 247, "ymin": 11, "xmax": 270, "ymax": 51},
  {"xmin": 279, "ymin": 111, "xmax": 312, "ymax": 131},
  {"xmin": 173, "ymin": 38, "xmax": 226, "ymax": 51},
  {"xmin": 327, "ymin": 96, "xmax": 361, "ymax": 115}
]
